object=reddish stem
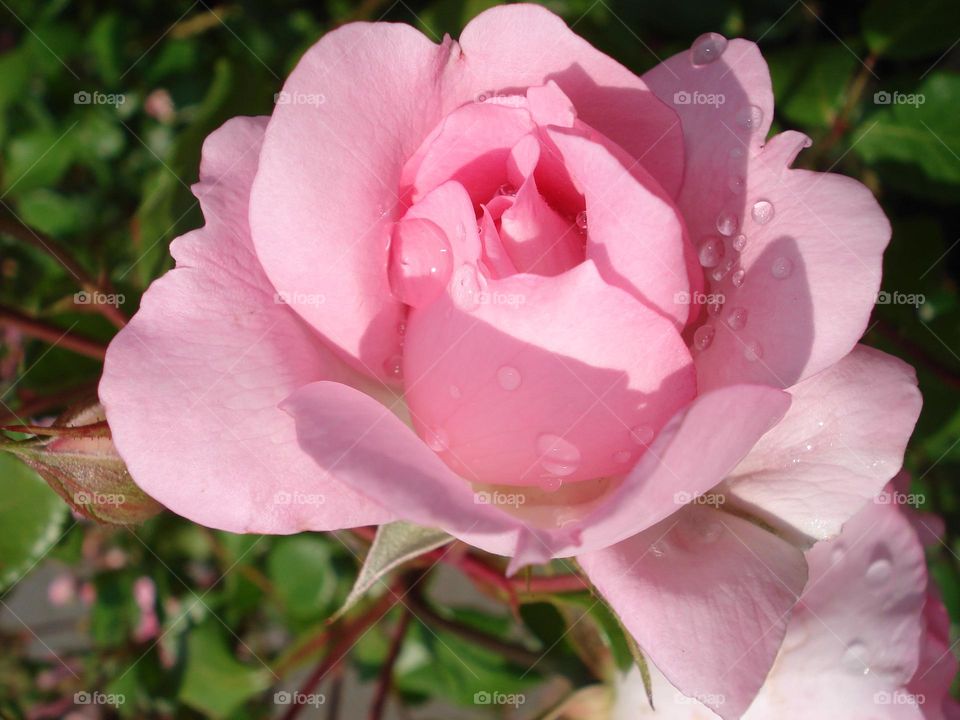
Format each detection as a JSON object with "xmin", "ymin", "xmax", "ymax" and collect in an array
[
  {"xmin": 0, "ymin": 306, "xmax": 107, "ymax": 360},
  {"xmin": 367, "ymin": 610, "xmax": 412, "ymax": 720}
]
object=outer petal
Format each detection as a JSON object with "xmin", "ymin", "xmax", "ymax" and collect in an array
[
  {"xmin": 249, "ymin": 23, "xmax": 457, "ymax": 381},
  {"xmin": 580, "ymin": 506, "xmax": 807, "ymax": 720},
  {"xmin": 456, "ymin": 4, "xmax": 684, "ymax": 196},
  {"xmin": 725, "ymin": 345, "xmax": 921, "ymax": 543},
  {"xmin": 745, "ymin": 498, "xmax": 927, "ymax": 720},
  {"xmin": 644, "ymin": 41, "xmax": 890, "ymax": 389},
  {"xmin": 100, "ymin": 118, "xmax": 392, "ymax": 533}
]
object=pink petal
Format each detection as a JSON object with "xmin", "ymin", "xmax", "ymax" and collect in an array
[
  {"xmin": 725, "ymin": 345, "xmax": 921, "ymax": 542},
  {"xmin": 644, "ymin": 41, "xmax": 890, "ymax": 389},
  {"xmin": 457, "ymin": 4, "xmax": 684, "ymax": 196},
  {"xmin": 401, "ymin": 260, "xmax": 696, "ymax": 488},
  {"xmin": 545, "ymin": 127, "xmax": 692, "ymax": 326},
  {"xmin": 249, "ymin": 23, "xmax": 457, "ymax": 382},
  {"xmin": 580, "ymin": 506, "xmax": 807, "ymax": 719},
  {"xmin": 746, "ymin": 498, "xmax": 927, "ymax": 719},
  {"xmin": 100, "ymin": 117, "xmax": 392, "ymax": 533}
]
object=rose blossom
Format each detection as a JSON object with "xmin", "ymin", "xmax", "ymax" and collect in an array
[{"xmin": 100, "ymin": 5, "xmax": 922, "ymax": 717}]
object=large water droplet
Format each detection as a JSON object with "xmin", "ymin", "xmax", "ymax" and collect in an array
[
  {"xmin": 693, "ymin": 324, "xmax": 715, "ymax": 351},
  {"xmin": 744, "ymin": 340, "xmax": 763, "ymax": 362},
  {"xmin": 630, "ymin": 425, "xmax": 654, "ymax": 446},
  {"xmin": 388, "ymin": 219, "xmax": 453, "ymax": 309},
  {"xmin": 451, "ymin": 264, "xmax": 484, "ymax": 311},
  {"xmin": 497, "ymin": 365, "xmax": 522, "ymax": 391},
  {"xmin": 716, "ymin": 211, "xmax": 739, "ymax": 237},
  {"xmin": 751, "ymin": 200, "xmax": 775, "ymax": 225},
  {"xmin": 731, "ymin": 269, "xmax": 746, "ymax": 287},
  {"xmin": 425, "ymin": 427, "xmax": 449, "ymax": 452},
  {"xmin": 698, "ymin": 236, "xmax": 725, "ymax": 268},
  {"xmin": 726, "ymin": 306, "xmax": 748, "ymax": 330},
  {"xmin": 536, "ymin": 434, "xmax": 581, "ymax": 478},
  {"xmin": 842, "ymin": 641, "xmax": 870, "ymax": 675},
  {"xmin": 690, "ymin": 32, "xmax": 728, "ymax": 66},
  {"xmin": 575, "ymin": 210, "xmax": 588, "ymax": 232},
  {"xmin": 736, "ymin": 105, "xmax": 764, "ymax": 132},
  {"xmin": 771, "ymin": 256, "xmax": 793, "ymax": 279}
]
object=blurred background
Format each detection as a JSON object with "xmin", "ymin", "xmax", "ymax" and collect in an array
[{"xmin": 0, "ymin": 0, "xmax": 958, "ymax": 718}]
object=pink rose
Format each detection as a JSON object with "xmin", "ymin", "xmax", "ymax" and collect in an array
[
  {"xmin": 99, "ymin": 5, "xmax": 922, "ymax": 717},
  {"xmin": 612, "ymin": 484, "xmax": 960, "ymax": 719}
]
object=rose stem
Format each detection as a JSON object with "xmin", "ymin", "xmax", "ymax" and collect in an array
[
  {"xmin": 366, "ymin": 609, "xmax": 413, "ymax": 720},
  {"xmin": 0, "ymin": 305, "xmax": 107, "ymax": 360}
]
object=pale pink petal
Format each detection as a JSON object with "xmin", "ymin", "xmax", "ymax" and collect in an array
[
  {"xmin": 401, "ymin": 260, "xmax": 696, "ymax": 488},
  {"xmin": 580, "ymin": 506, "xmax": 807, "ymax": 720},
  {"xmin": 725, "ymin": 345, "xmax": 921, "ymax": 542},
  {"xmin": 100, "ymin": 117, "xmax": 392, "ymax": 533},
  {"xmin": 644, "ymin": 41, "xmax": 889, "ymax": 389},
  {"xmin": 456, "ymin": 4, "xmax": 684, "ymax": 195},
  {"xmin": 249, "ymin": 24, "xmax": 457, "ymax": 381}
]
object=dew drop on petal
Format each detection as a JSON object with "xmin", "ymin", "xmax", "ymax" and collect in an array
[
  {"xmin": 726, "ymin": 306, "xmax": 748, "ymax": 330},
  {"xmin": 451, "ymin": 264, "xmax": 484, "ymax": 311},
  {"xmin": 537, "ymin": 475, "xmax": 564, "ymax": 492},
  {"xmin": 497, "ymin": 365, "xmax": 522, "ymax": 391},
  {"xmin": 866, "ymin": 557, "xmax": 892, "ymax": 584},
  {"xmin": 536, "ymin": 434, "xmax": 581, "ymax": 478},
  {"xmin": 771, "ymin": 256, "xmax": 793, "ymax": 279},
  {"xmin": 727, "ymin": 173, "xmax": 746, "ymax": 194},
  {"xmin": 716, "ymin": 211, "xmax": 739, "ymax": 237},
  {"xmin": 710, "ymin": 259, "xmax": 734, "ymax": 282},
  {"xmin": 732, "ymin": 234, "xmax": 748, "ymax": 252},
  {"xmin": 497, "ymin": 183, "xmax": 515, "ymax": 197},
  {"xmin": 736, "ymin": 105, "xmax": 764, "ymax": 132},
  {"xmin": 383, "ymin": 355, "xmax": 403, "ymax": 379},
  {"xmin": 751, "ymin": 199, "xmax": 775, "ymax": 225},
  {"xmin": 693, "ymin": 324, "xmax": 715, "ymax": 351},
  {"xmin": 387, "ymin": 219, "xmax": 453, "ymax": 309},
  {"xmin": 630, "ymin": 425, "xmax": 654, "ymax": 446},
  {"xmin": 449, "ymin": 385, "xmax": 462, "ymax": 400},
  {"xmin": 425, "ymin": 427, "xmax": 449, "ymax": 452},
  {"xmin": 575, "ymin": 210, "xmax": 588, "ymax": 232},
  {"xmin": 706, "ymin": 294, "xmax": 725, "ymax": 317},
  {"xmin": 731, "ymin": 268, "xmax": 745, "ymax": 287},
  {"xmin": 690, "ymin": 32, "xmax": 728, "ymax": 66},
  {"xmin": 842, "ymin": 641, "xmax": 871, "ymax": 675},
  {"xmin": 613, "ymin": 449, "xmax": 632, "ymax": 464},
  {"xmin": 698, "ymin": 236, "xmax": 725, "ymax": 268}
]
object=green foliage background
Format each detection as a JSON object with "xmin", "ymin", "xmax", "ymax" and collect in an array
[{"xmin": 0, "ymin": 0, "xmax": 958, "ymax": 718}]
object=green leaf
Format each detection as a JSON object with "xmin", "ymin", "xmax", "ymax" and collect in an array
[
  {"xmin": 177, "ymin": 621, "xmax": 271, "ymax": 719},
  {"xmin": 863, "ymin": 0, "xmax": 960, "ymax": 59},
  {"xmin": 3, "ymin": 127, "xmax": 77, "ymax": 195},
  {"xmin": 332, "ymin": 521, "xmax": 452, "ymax": 621},
  {"xmin": 768, "ymin": 44, "xmax": 857, "ymax": 129},
  {"xmin": 267, "ymin": 535, "xmax": 337, "ymax": 623},
  {"xmin": 853, "ymin": 73, "xmax": 960, "ymax": 189},
  {"xmin": 0, "ymin": 453, "xmax": 67, "ymax": 592}
]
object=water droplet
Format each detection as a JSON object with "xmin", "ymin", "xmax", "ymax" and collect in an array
[
  {"xmin": 497, "ymin": 365, "xmax": 522, "ymax": 391},
  {"xmin": 706, "ymin": 294, "xmax": 725, "ymax": 317},
  {"xmin": 630, "ymin": 425, "xmax": 654, "ymax": 446},
  {"xmin": 388, "ymin": 219, "xmax": 453, "ymax": 309},
  {"xmin": 613, "ymin": 449, "xmax": 632, "ymax": 464},
  {"xmin": 449, "ymin": 385, "xmax": 462, "ymax": 399},
  {"xmin": 698, "ymin": 236, "xmax": 725, "ymax": 268},
  {"xmin": 397, "ymin": 322, "xmax": 407, "ymax": 335},
  {"xmin": 744, "ymin": 340, "xmax": 763, "ymax": 362},
  {"xmin": 497, "ymin": 183, "xmax": 515, "ymax": 197},
  {"xmin": 690, "ymin": 32, "xmax": 728, "ymax": 66},
  {"xmin": 751, "ymin": 200, "xmax": 775, "ymax": 225},
  {"xmin": 732, "ymin": 234, "xmax": 747, "ymax": 252},
  {"xmin": 650, "ymin": 542, "xmax": 666, "ymax": 559},
  {"xmin": 536, "ymin": 434, "xmax": 581, "ymax": 477},
  {"xmin": 731, "ymin": 269, "xmax": 746, "ymax": 287},
  {"xmin": 727, "ymin": 173, "xmax": 746, "ymax": 194},
  {"xmin": 699, "ymin": 521, "xmax": 723, "ymax": 543},
  {"xmin": 716, "ymin": 211, "xmax": 739, "ymax": 237},
  {"xmin": 383, "ymin": 355, "xmax": 403, "ymax": 379},
  {"xmin": 575, "ymin": 210, "xmax": 588, "ymax": 232},
  {"xmin": 726, "ymin": 306, "xmax": 748, "ymax": 330},
  {"xmin": 866, "ymin": 557, "xmax": 892, "ymax": 584},
  {"xmin": 710, "ymin": 258, "xmax": 735, "ymax": 282},
  {"xmin": 425, "ymin": 427, "xmax": 449, "ymax": 452},
  {"xmin": 736, "ymin": 105, "xmax": 764, "ymax": 132},
  {"xmin": 693, "ymin": 324, "xmax": 715, "ymax": 351},
  {"xmin": 537, "ymin": 475, "xmax": 564, "ymax": 492},
  {"xmin": 830, "ymin": 543, "xmax": 846, "ymax": 564},
  {"xmin": 842, "ymin": 641, "xmax": 870, "ymax": 675},
  {"xmin": 771, "ymin": 256, "xmax": 793, "ymax": 279},
  {"xmin": 451, "ymin": 264, "xmax": 484, "ymax": 311}
]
